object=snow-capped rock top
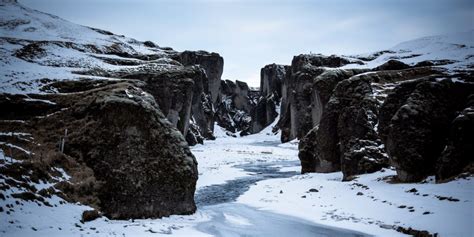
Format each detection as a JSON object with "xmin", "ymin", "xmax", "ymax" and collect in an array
[{"xmin": 343, "ymin": 30, "xmax": 474, "ymax": 71}]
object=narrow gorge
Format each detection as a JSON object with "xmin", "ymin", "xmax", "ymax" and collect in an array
[{"xmin": 1, "ymin": 1, "xmax": 473, "ymax": 236}]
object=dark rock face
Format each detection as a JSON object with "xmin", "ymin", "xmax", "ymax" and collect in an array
[
  {"xmin": 314, "ymin": 76, "xmax": 388, "ymax": 179},
  {"xmin": 296, "ymin": 56, "xmax": 474, "ymax": 182},
  {"xmin": 260, "ymin": 64, "xmax": 286, "ymax": 99},
  {"xmin": 373, "ymin": 59, "xmax": 410, "ymax": 71},
  {"xmin": 250, "ymin": 64, "xmax": 288, "ymax": 133},
  {"xmin": 377, "ymin": 79, "xmax": 424, "ymax": 143},
  {"xmin": 124, "ymin": 67, "xmax": 197, "ymax": 136},
  {"xmin": 85, "ymin": 63, "xmax": 219, "ymax": 145},
  {"xmin": 0, "ymin": 93, "xmax": 59, "ymax": 120},
  {"xmin": 290, "ymin": 54, "xmax": 355, "ymax": 68},
  {"xmin": 297, "ymin": 69, "xmax": 361, "ymax": 173},
  {"xmin": 216, "ymin": 80, "xmax": 258, "ymax": 135},
  {"xmin": 278, "ymin": 56, "xmax": 324, "ymax": 142},
  {"xmin": 311, "ymin": 69, "xmax": 368, "ymax": 125},
  {"xmin": 73, "ymin": 51, "xmax": 224, "ymax": 145},
  {"xmin": 173, "ymin": 51, "xmax": 224, "ymax": 142},
  {"xmin": 380, "ymin": 79, "xmax": 474, "ymax": 182},
  {"xmin": 436, "ymin": 101, "xmax": 474, "ymax": 181},
  {"xmin": 298, "ymin": 126, "xmax": 319, "ymax": 173},
  {"xmin": 278, "ymin": 54, "xmax": 361, "ymax": 143},
  {"xmin": 176, "ymin": 50, "xmax": 224, "ymax": 105},
  {"xmin": 298, "ymin": 67, "xmax": 441, "ymax": 179},
  {"xmin": 1, "ymin": 83, "xmax": 198, "ymax": 219}
]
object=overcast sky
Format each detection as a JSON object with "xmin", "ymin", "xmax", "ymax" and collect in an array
[{"xmin": 21, "ymin": 0, "xmax": 474, "ymax": 86}]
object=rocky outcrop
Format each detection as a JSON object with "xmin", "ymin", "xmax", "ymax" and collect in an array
[
  {"xmin": 260, "ymin": 64, "xmax": 286, "ymax": 99},
  {"xmin": 298, "ymin": 126, "xmax": 319, "ymax": 173},
  {"xmin": 0, "ymin": 82, "xmax": 198, "ymax": 219},
  {"xmin": 77, "ymin": 60, "xmax": 221, "ymax": 145},
  {"xmin": 309, "ymin": 76, "xmax": 387, "ymax": 179},
  {"xmin": 148, "ymin": 50, "xmax": 225, "ymax": 143},
  {"xmin": 116, "ymin": 65, "xmax": 216, "ymax": 144},
  {"xmin": 436, "ymin": 101, "xmax": 474, "ymax": 181},
  {"xmin": 311, "ymin": 69, "xmax": 368, "ymax": 124},
  {"xmin": 295, "ymin": 55, "xmax": 474, "ymax": 181},
  {"xmin": 176, "ymin": 50, "xmax": 224, "ymax": 105},
  {"xmin": 379, "ymin": 78, "xmax": 474, "ymax": 182},
  {"xmin": 121, "ymin": 67, "xmax": 196, "ymax": 136},
  {"xmin": 216, "ymin": 80, "xmax": 258, "ymax": 135},
  {"xmin": 215, "ymin": 64, "xmax": 288, "ymax": 136},
  {"xmin": 250, "ymin": 64, "xmax": 288, "ymax": 133},
  {"xmin": 298, "ymin": 67, "xmax": 443, "ymax": 179},
  {"xmin": 2, "ymin": 3, "xmax": 225, "ymax": 146},
  {"xmin": 278, "ymin": 54, "xmax": 362, "ymax": 142},
  {"xmin": 373, "ymin": 59, "xmax": 410, "ymax": 71}
]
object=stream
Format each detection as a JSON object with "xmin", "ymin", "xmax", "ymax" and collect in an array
[{"xmin": 194, "ymin": 160, "xmax": 370, "ymax": 237}]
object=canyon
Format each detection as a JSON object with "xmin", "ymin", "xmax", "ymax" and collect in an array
[{"xmin": 1, "ymin": 1, "xmax": 473, "ymax": 236}]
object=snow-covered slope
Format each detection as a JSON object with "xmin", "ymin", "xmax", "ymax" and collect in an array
[
  {"xmin": 341, "ymin": 30, "xmax": 474, "ymax": 71},
  {"xmin": 0, "ymin": 0, "xmax": 177, "ymax": 94}
]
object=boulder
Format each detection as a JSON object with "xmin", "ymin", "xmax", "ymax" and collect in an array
[
  {"xmin": 380, "ymin": 79, "xmax": 474, "ymax": 182},
  {"xmin": 9, "ymin": 82, "xmax": 199, "ymax": 219},
  {"xmin": 298, "ymin": 126, "xmax": 319, "ymax": 173},
  {"xmin": 315, "ymin": 76, "xmax": 388, "ymax": 178},
  {"xmin": 436, "ymin": 101, "xmax": 474, "ymax": 181}
]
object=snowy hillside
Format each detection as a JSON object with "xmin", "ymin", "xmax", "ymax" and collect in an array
[
  {"xmin": 0, "ymin": 0, "xmax": 176, "ymax": 94},
  {"xmin": 341, "ymin": 30, "xmax": 474, "ymax": 71}
]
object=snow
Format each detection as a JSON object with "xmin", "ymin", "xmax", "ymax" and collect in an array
[
  {"xmin": 0, "ymin": 1, "xmax": 163, "ymax": 55},
  {"xmin": 342, "ymin": 30, "xmax": 474, "ymax": 71},
  {"xmin": 238, "ymin": 169, "xmax": 474, "ymax": 237},
  {"xmin": 0, "ymin": 1, "xmax": 173, "ymax": 94},
  {"xmin": 0, "ymin": 141, "xmax": 33, "ymax": 155},
  {"xmin": 2, "ymin": 116, "xmax": 473, "ymax": 236},
  {"xmin": 195, "ymin": 123, "xmax": 473, "ymax": 236},
  {"xmin": 0, "ymin": 147, "xmax": 212, "ymax": 237},
  {"xmin": 1, "ymin": 1, "xmax": 473, "ymax": 236},
  {"xmin": 192, "ymin": 122, "xmax": 295, "ymax": 189},
  {"xmin": 223, "ymin": 213, "xmax": 252, "ymax": 226}
]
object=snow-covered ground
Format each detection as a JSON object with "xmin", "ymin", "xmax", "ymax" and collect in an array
[
  {"xmin": 3, "ymin": 121, "xmax": 472, "ymax": 236},
  {"xmin": 238, "ymin": 166, "xmax": 474, "ymax": 236},
  {"xmin": 198, "ymin": 124, "xmax": 474, "ymax": 236}
]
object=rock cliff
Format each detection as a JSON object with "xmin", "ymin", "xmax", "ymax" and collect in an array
[
  {"xmin": 0, "ymin": 82, "xmax": 198, "ymax": 219},
  {"xmin": 0, "ymin": 0, "xmax": 224, "ymax": 219},
  {"xmin": 293, "ymin": 31, "xmax": 474, "ymax": 181}
]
